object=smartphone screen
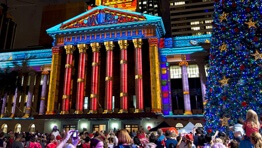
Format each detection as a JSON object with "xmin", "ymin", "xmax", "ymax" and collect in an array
[{"xmin": 72, "ymin": 130, "xmax": 78, "ymax": 138}]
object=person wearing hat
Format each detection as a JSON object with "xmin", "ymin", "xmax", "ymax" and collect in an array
[{"xmin": 177, "ymin": 134, "xmax": 196, "ymax": 148}]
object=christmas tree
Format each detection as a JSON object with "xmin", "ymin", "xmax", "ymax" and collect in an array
[{"xmin": 204, "ymin": 0, "xmax": 262, "ymax": 134}]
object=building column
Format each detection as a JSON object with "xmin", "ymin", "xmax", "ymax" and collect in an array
[
  {"xmin": 133, "ymin": 38, "xmax": 144, "ymax": 112},
  {"xmin": 160, "ymin": 56, "xmax": 172, "ymax": 115},
  {"xmin": 179, "ymin": 55, "xmax": 192, "ymax": 115},
  {"xmin": 148, "ymin": 38, "xmax": 162, "ymax": 113},
  {"xmin": 46, "ymin": 47, "xmax": 63, "ymax": 115},
  {"xmin": 118, "ymin": 40, "xmax": 128, "ymax": 113},
  {"xmin": 0, "ymin": 93, "xmax": 7, "ymax": 118},
  {"xmin": 197, "ymin": 62, "xmax": 207, "ymax": 103},
  {"xmin": 103, "ymin": 41, "xmax": 114, "ymax": 113},
  {"xmin": 10, "ymin": 88, "xmax": 19, "ymax": 118},
  {"xmin": 61, "ymin": 45, "xmax": 75, "ymax": 114},
  {"xmin": 75, "ymin": 44, "xmax": 88, "ymax": 114},
  {"xmin": 23, "ymin": 71, "xmax": 36, "ymax": 118},
  {"xmin": 89, "ymin": 43, "xmax": 100, "ymax": 114},
  {"xmin": 39, "ymin": 70, "xmax": 49, "ymax": 115}
]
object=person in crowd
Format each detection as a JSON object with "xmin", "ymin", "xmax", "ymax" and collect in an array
[
  {"xmin": 229, "ymin": 140, "xmax": 239, "ymax": 148},
  {"xmin": 250, "ymin": 132, "xmax": 262, "ymax": 148},
  {"xmin": 164, "ymin": 130, "xmax": 177, "ymax": 148},
  {"xmin": 82, "ymin": 137, "xmax": 90, "ymax": 148},
  {"xmin": 0, "ymin": 132, "xmax": 7, "ymax": 148},
  {"xmin": 243, "ymin": 109, "xmax": 260, "ymax": 137},
  {"xmin": 211, "ymin": 138, "xmax": 226, "ymax": 148},
  {"xmin": 115, "ymin": 129, "xmax": 133, "ymax": 148},
  {"xmin": 28, "ymin": 136, "xmax": 42, "ymax": 148},
  {"xmin": 240, "ymin": 109, "xmax": 260, "ymax": 148},
  {"xmin": 184, "ymin": 134, "xmax": 196, "ymax": 148},
  {"xmin": 156, "ymin": 129, "xmax": 165, "ymax": 148},
  {"xmin": 145, "ymin": 133, "xmax": 157, "ymax": 148},
  {"xmin": 231, "ymin": 118, "xmax": 245, "ymax": 142},
  {"xmin": 51, "ymin": 126, "xmax": 60, "ymax": 140},
  {"xmin": 193, "ymin": 128, "xmax": 203, "ymax": 147},
  {"xmin": 108, "ymin": 137, "xmax": 114, "ymax": 148},
  {"xmin": 203, "ymin": 134, "xmax": 212, "ymax": 148},
  {"xmin": 90, "ymin": 138, "xmax": 103, "ymax": 148},
  {"xmin": 57, "ymin": 130, "xmax": 79, "ymax": 148},
  {"xmin": 133, "ymin": 136, "xmax": 142, "ymax": 148},
  {"xmin": 46, "ymin": 135, "xmax": 57, "ymax": 148},
  {"xmin": 11, "ymin": 134, "xmax": 23, "ymax": 148}
]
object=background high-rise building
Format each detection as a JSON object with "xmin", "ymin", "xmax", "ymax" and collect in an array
[
  {"xmin": 0, "ymin": 3, "xmax": 17, "ymax": 50},
  {"xmin": 137, "ymin": 0, "xmax": 159, "ymax": 15},
  {"xmin": 169, "ymin": 0, "xmax": 213, "ymax": 36}
]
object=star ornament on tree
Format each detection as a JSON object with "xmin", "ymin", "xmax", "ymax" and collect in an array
[
  {"xmin": 245, "ymin": 19, "xmax": 257, "ymax": 28},
  {"xmin": 219, "ymin": 12, "xmax": 228, "ymax": 22},
  {"xmin": 220, "ymin": 117, "xmax": 230, "ymax": 127},
  {"xmin": 251, "ymin": 50, "xmax": 262, "ymax": 61},
  {"xmin": 219, "ymin": 43, "xmax": 227, "ymax": 52},
  {"xmin": 219, "ymin": 76, "xmax": 230, "ymax": 86}
]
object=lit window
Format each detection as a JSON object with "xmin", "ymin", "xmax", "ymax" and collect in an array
[
  {"xmin": 143, "ymin": 11, "xmax": 147, "ymax": 13},
  {"xmin": 21, "ymin": 76, "xmax": 24, "ymax": 86},
  {"xmin": 205, "ymin": 64, "xmax": 209, "ymax": 77},
  {"xmin": 149, "ymin": 4, "xmax": 152, "ymax": 6},
  {"xmin": 29, "ymin": 124, "xmax": 36, "ymax": 133},
  {"xmin": 205, "ymin": 20, "xmax": 213, "ymax": 24},
  {"xmin": 154, "ymin": 4, "xmax": 158, "ymax": 8},
  {"xmin": 1, "ymin": 124, "xmax": 8, "ymax": 133},
  {"xmin": 187, "ymin": 65, "xmax": 199, "ymax": 78},
  {"xmin": 15, "ymin": 124, "xmax": 22, "ymax": 133},
  {"xmin": 175, "ymin": 1, "xmax": 185, "ymax": 5},
  {"xmin": 190, "ymin": 21, "xmax": 199, "ymax": 25},
  {"xmin": 191, "ymin": 27, "xmax": 200, "ymax": 31},
  {"xmin": 139, "ymin": 6, "xmax": 142, "ymax": 9},
  {"xmin": 139, "ymin": 2, "xmax": 141, "ymax": 4},
  {"xmin": 170, "ymin": 66, "xmax": 182, "ymax": 79},
  {"xmin": 206, "ymin": 26, "xmax": 212, "ymax": 29},
  {"xmin": 170, "ymin": 2, "xmax": 174, "ymax": 6},
  {"xmin": 155, "ymin": 13, "xmax": 158, "ymax": 16},
  {"xmin": 206, "ymin": 32, "xmax": 212, "ymax": 34},
  {"xmin": 143, "ymin": 1, "xmax": 147, "ymax": 4},
  {"xmin": 176, "ymin": 123, "xmax": 184, "ymax": 129},
  {"xmin": 84, "ymin": 97, "xmax": 88, "ymax": 109},
  {"xmin": 195, "ymin": 123, "xmax": 203, "ymax": 128}
]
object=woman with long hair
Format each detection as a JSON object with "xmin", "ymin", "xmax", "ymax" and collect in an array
[{"xmin": 250, "ymin": 132, "xmax": 262, "ymax": 148}]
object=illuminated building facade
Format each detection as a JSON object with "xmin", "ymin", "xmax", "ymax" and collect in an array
[
  {"xmin": 169, "ymin": 0, "xmax": 213, "ymax": 36},
  {"xmin": 96, "ymin": 0, "xmax": 137, "ymax": 11},
  {"xmin": 0, "ymin": 5, "xmax": 209, "ymax": 133}
]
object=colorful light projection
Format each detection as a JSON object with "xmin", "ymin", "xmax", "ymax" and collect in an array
[
  {"xmin": 76, "ymin": 44, "xmax": 88, "ymax": 114},
  {"xmin": 160, "ymin": 55, "xmax": 172, "ymax": 115},
  {"xmin": 100, "ymin": 0, "xmax": 137, "ymax": 11}
]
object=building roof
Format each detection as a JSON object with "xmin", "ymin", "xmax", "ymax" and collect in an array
[{"xmin": 46, "ymin": 5, "xmax": 166, "ymax": 38}]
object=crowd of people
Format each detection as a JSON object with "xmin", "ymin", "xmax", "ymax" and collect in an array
[{"xmin": 0, "ymin": 109, "xmax": 262, "ymax": 148}]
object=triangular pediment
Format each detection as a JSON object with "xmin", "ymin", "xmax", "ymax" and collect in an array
[
  {"xmin": 47, "ymin": 5, "xmax": 165, "ymax": 38},
  {"xmin": 61, "ymin": 7, "xmax": 146, "ymax": 29}
]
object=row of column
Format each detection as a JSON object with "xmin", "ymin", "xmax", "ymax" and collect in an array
[
  {"xmin": 54, "ymin": 39, "xmax": 145, "ymax": 114},
  {"xmin": 0, "ymin": 70, "xmax": 49, "ymax": 118},
  {"xmin": 177, "ymin": 56, "xmax": 207, "ymax": 115}
]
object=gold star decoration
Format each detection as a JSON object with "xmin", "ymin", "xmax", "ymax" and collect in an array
[
  {"xmin": 219, "ymin": 12, "xmax": 228, "ymax": 22},
  {"xmin": 245, "ymin": 19, "xmax": 257, "ymax": 28},
  {"xmin": 219, "ymin": 76, "xmax": 230, "ymax": 86},
  {"xmin": 219, "ymin": 43, "xmax": 227, "ymax": 52},
  {"xmin": 220, "ymin": 117, "xmax": 230, "ymax": 127},
  {"xmin": 251, "ymin": 50, "xmax": 262, "ymax": 61}
]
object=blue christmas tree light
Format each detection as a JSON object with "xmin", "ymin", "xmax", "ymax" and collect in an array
[{"xmin": 204, "ymin": 0, "xmax": 262, "ymax": 135}]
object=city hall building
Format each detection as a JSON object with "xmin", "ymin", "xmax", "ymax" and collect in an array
[{"xmin": 0, "ymin": 5, "xmax": 210, "ymax": 133}]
